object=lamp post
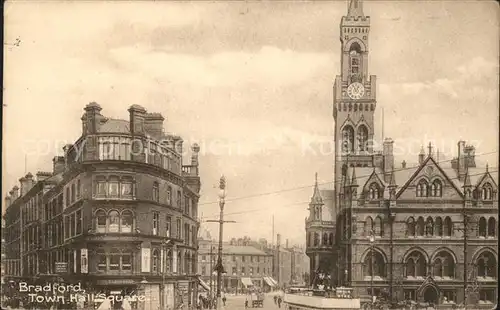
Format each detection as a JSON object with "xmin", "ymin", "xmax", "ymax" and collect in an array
[
  {"xmin": 368, "ymin": 230, "xmax": 375, "ymax": 305},
  {"xmin": 215, "ymin": 176, "xmax": 226, "ymax": 310},
  {"xmin": 161, "ymin": 239, "xmax": 173, "ymax": 310}
]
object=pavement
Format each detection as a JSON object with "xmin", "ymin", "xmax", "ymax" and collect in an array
[{"xmin": 217, "ymin": 294, "xmax": 284, "ymax": 310}]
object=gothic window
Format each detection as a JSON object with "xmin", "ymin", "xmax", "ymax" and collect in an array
[
  {"xmin": 487, "ymin": 217, "xmax": 496, "ymax": 237},
  {"xmin": 431, "ymin": 180, "xmax": 442, "ymax": 197},
  {"xmin": 416, "ymin": 180, "xmax": 428, "ymax": 197},
  {"xmin": 374, "ymin": 216, "xmax": 383, "ymax": 237},
  {"xmin": 435, "ymin": 217, "xmax": 443, "ymax": 236},
  {"xmin": 416, "ymin": 217, "xmax": 425, "ymax": 236},
  {"xmin": 443, "ymin": 217, "xmax": 452, "ymax": 237},
  {"xmin": 342, "ymin": 125, "xmax": 355, "ymax": 154},
  {"xmin": 476, "ymin": 251, "xmax": 497, "ymax": 278},
  {"xmin": 425, "ymin": 217, "xmax": 434, "ymax": 236},
  {"xmin": 357, "ymin": 125, "xmax": 368, "ymax": 152},
  {"xmin": 364, "ymin": 217, "xmax": 373, "ymax": 236},
  {"xmin": 405, "ymin": 251, "xmax": 426, "ymax": 278},
  {"xmin": 482, "ymin": 183, "xmax": 493, "ymax": 200},
  {"xmin": 363, "ymin": 250, "xmax": 386, "ymax": 278},
  {"xmin": 322, "ymin": 233, "xmax": 328, "ymax": 245},
  {"xmin": 329, "ymin": 233, "xmax": 334, "ymax": 245},
  {"xmin": 313, "ymin": 233, "xmax": 319, "ymax": 246},
  {"xmin": 368, "ymin": 183, "xmax": 380, "ymax": 200},
  {"xmin": 307, "ymin": 233, "xmax": 311, "ymax": 247},
  {"xmin": 433, "ymin": 251, "xmax": 455, "ymax": 278},
  {"xmin": 406, "ymin": 217, "xmax": 415, "ymax": 237},
  {"xmin": 478, "ymin": 217, "xmax": 487, "ymax": 237},
  {"xmin": 349, "ymin": 43, "xmax": 361, "ymax": 76}
]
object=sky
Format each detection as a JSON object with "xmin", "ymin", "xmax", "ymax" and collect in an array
[{"xmin": 3, "ymin": 0, "xmax": 499, "ymax": 246}]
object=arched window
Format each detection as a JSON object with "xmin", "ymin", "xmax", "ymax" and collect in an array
[
  {"xmin": 357, "ymin": 125, "xmax": 368, "ymax": 152},
  {"xmin": 405, "ymin": 251, "xmax": 427, "ymax": 278},
  {"xmin": 417, "ymin": 180, "xmax": 428, "ymax": 197},
  {"xmin": 478, "ymin": 217, "xmax": 487, "ymax": 237},
  {"xmin": 121, "ymin": 210, "xmax": 133, "ymax": 233},
  {"xmin": 416, "ymin": 217, "xmax": 425, "ymax": 237},
  {"xmin": 76, "ymin": 179, "xmax": 81, "ymax": 198},
  {"xmin": 96, "ymin": 210, "xmax": 107, "ymax": 233},
  {"xmin": 363, "ymin": 250, "xmax": 386, "ymax": 278},
  {"xmin": 108, "ymin": 210, "xmax": 120, "ymax": 233},
  {"xmin": 342, "ymin": 125, "xmax": 355, "ymax": 154},
  {"xmin": 443, "ymin": 217, "xmax": 452, "ymax": 237},
  {"xmin": 430, "ymin": 180, "xmax": 442, "ymax": 197},
  {"xmin": 487, "ymin": 217, "xmax": 496, "ymax": 237},
  {"xmin": 433, "ymin": 251, "xmax": 455, "ymax": 278},
  {"xmin": 481, "ymin": 183, "xmax": 492, "ymax": 200},
  {"xmin": 152, "ymin": 249, "xmax": 159, "ymax": 274},
  {"xmin": 313, "ymin": 233, "xmax": 319, "ymax": 246},
  {"xmin": 322, "ymin": 233, "xmax": 328, "ymax": 245},
  {"xmin": 435, "ymin": 217, "xmax": 443, "ymax": 237},
  {"xmin": 369, "ymin": 183, "xmax": 379, "ymax": 200},
  {"xmin": 307, "ymin": 233, "xmax": 311, "ymax": 247},
  {"xmin": 349, "ymin": 42, "xmax": 361, "ymax": 76},
  {"xmin": 329, "ymin": 233, "xmax": 334, "ymax": 246},
  {"xmin": 476, "ymin": 251, "xmax": 497, "ymax": 278},
  {"xmin": 406, "ymin": 217, "xmax": 415, "ymax": 237},
  {"xmin": 425, "ymin": 217, "xmax": 434, "ymax": 236},
  {"xmin": 374, "ymin": 216, "xmax": 383, "ymax": 237},
  {"xmin": 365, "ymin": 217, "xmax": 373, "ymax": 236}
]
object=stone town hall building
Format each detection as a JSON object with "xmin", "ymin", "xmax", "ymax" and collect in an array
[{"xmin": 305, "ymin": 0, "xmax": 498, "ymax": 307}]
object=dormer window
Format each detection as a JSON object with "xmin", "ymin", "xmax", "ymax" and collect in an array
[
  {"xmin": 481, "ymin": 183, "xmax": 492, "ymax": 200},
  {"xmin": 368, "ymin": 183, "xmax": 380, "ymax": 200}
]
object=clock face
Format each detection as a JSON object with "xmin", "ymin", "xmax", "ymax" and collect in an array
[{"xmin": 347, "ymin": 82, "xmax": 365, "ymax": 100}]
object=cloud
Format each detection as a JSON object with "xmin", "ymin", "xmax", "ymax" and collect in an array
[{"xmin": 108, "ymin": 45, "xmax": 330, "ymax": 87}]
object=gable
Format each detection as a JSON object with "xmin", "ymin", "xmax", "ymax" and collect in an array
[
  {"xmin": 362, "ymin": 169, "xmax": 385, "ymax": 193},
  {"xmin": 396, "ymin": 156, "xmax": 463, "ymax": 200},
  {"xmin": 475, "ymin": 171, "xmax": 498, "ymax": 189}
]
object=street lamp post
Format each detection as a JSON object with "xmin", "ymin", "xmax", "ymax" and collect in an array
[
  {"xmin": 369, "ymin": 230, "xmax": 375, "ymax": 305},
  {"xmin": 216, "ymin": 176, "xmax": 226, "ymax": 310},
  {"xmin": 209, "ymin": 246, "xmax": 214, "ymax": 301}
]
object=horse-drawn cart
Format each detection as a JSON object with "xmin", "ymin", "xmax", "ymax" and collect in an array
[{"xmin": 249, "ymin": 292, "xmax": 265, "ymax": 308}]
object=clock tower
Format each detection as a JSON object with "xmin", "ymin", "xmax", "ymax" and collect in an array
[{"xmin": 333, "ymin": 0, "xmax": 377, "ymax": 209}]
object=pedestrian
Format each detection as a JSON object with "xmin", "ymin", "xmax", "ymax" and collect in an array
[
  {"xmin": 274, "ymin": 295, "xmax": 278, "ymax": 304},
  {"xmin": 277, "ymin": 296, "xmax": 282, "ymax": 308},
  {"xmin": 245, "ymin": 298, "xmax": 249, "ymax": 309},
  {"xmin": 222, "ymin": 296, "xmax": 226, "ymax": 306}
]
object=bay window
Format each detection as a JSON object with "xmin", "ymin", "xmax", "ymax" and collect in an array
[
  {"xmin": 95, "ymin": 209, "xmax": 135, "ymax": 234},
  {"xmin": 98, "ymin": 136, "xmax": 132, "ymax": 161},
  {"xmin": 94, "ymin": 176, "xmax": 135, "ymax": 200}
]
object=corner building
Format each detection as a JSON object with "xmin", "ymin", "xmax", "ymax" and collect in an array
[
  {"xmin": 3, "ymin": 102, "xmax": 202, "ymax": 310},
  {"xmin": 305, "ymin": 0, "xmax": 498, "ymax": 308}
]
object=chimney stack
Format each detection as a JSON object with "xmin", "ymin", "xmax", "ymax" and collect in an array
[
  {"xmin": 25, "ymin": 173, "xmax": 35, "ymax": 192},
  {"xmin": 128, "ymin": 104, "xmax": 147, "ymax": 135},
  {"xmin": 418, "ymin": 146, "xmax": 425, "ymax": 164},
  {"xmin": 383, "ymin": 138, "xmax": 394, "ymax": 183},
  {"xmin": 36, "ymin": 171, "xmax": 52, "ymax": 182},
  {"xmin": 457, "ymin": 141, "xmax": 466, "ymax": 181},
  {"xmin": 5, "ymin": 194, "xmax": 11, "ymax": 208},
  {"xmin": 401, "ymin": 160, "xmax": 407, "ymax": 169},
  {"xmin": 10, "ymin": 186, "xmax": 19, "ymax": 200},
  {"xmin": 53, "ymin": 156, "xmax": 65, "ymax": 175},
  {"xmin": 144, "ymin": 113, "xmax": 165, "ymax": 139},
  {"xmin": 19, "ymin": 176, "xmax": 28, "ymax": 197}
]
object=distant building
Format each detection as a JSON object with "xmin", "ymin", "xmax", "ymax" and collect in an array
[{"xmin": 197, "ymin": 232, "xmax": 275, "ymax": 294}]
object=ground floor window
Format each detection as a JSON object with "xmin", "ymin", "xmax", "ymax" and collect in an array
[
  {"xmin": 404, "ymin": 289, "xmax": 416, "ymax": 301},
  {"xmin": 442, "ymin": 290, "xmax": 456, "ymax": 304},
  {"xmin": 95, "ymin": 248, "xmax": 134, "ymax": 273}
]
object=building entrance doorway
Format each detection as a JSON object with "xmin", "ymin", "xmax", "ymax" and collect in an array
[{"xmin": 423, "ymin": 285, "xmax": 439, "ymax": 304}]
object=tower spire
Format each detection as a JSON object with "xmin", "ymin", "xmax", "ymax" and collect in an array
[
  {"xmin": 348, "ymin": 0, "xmax": 364, "ymax": 17},
  {"xmin": 311, "ymin": 173, "xmax": 323, "ymax": 204}
]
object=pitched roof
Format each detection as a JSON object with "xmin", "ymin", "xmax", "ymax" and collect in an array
[{"xmin": 310, "ymin": 173, "xmax": 323, "ymax": 205}]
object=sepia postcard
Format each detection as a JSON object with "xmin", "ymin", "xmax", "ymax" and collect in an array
[{"xmin": 2, "ymin": 0, "xmax": 499, "ymax": 309}]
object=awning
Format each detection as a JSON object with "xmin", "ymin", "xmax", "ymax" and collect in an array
[
  {"xmin": 241, "ymin": 277, "xmax": 254, "ymax": 287},
  {"xmin": 198, "ymin": 278, "xmax": 210, "ymax": 291},
  {"xmin": 263, "ymin": 277, "xmax": 275, "ymax": 287},
  {"xmin": 269, "ymin": 277, "xmax": 278, "ymax": 286}
]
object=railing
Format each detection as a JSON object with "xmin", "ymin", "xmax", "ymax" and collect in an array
[{"xmin": 182, "ymin": 165, "xmax": 198, "ymax": 177}]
